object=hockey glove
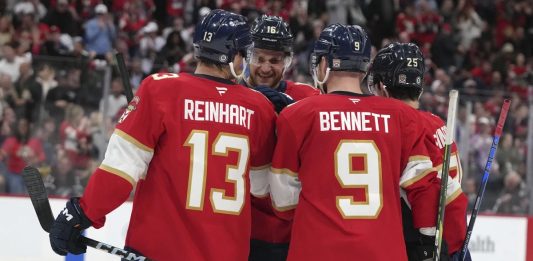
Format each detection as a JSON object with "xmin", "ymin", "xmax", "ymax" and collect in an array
[
  {"xmin": 49, "ymin": 197, "xmax": 92, "ymax": 255},
  {"xmin": 254, "ymin": 86, "xmax": 294, "ymax": 113},
  {"xmin": 407, "ymin": 234, "xmax": 451, "ymax": 261}
]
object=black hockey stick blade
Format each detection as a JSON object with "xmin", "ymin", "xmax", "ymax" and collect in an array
[
  {"xmin": 115, "ymin": 52, "xmax": 134, "ymax": 103},
  {"xmin": 23, "ymin": 165, "xmax": 54, "ymax": 232},
  {"xmin": 23, "ymin": 166, "xmax": 152, "ymax": 261}
]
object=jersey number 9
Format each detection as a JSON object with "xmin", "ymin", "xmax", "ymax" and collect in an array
[{"xmin": 335, "ymin": 140, "xmax": 383, "ymax": 219}]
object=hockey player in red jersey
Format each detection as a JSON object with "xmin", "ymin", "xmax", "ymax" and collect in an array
[
  {"xmin": 244, "ymin": 15, "xmax": 320, "ymax": 113},
  {"xmin": 268, "ymin": 24, "xmax": 442, "ymax": 261},
  {"xmin": 368, "ymin": 42, "xmax": 470, "ymax": 261},
  {"xmin": 48, "ymin": 9, "xmax": 277, "ymax": 261},
  {"xmin": 245, "ymin": 15, "xmax": 320, "ymax": 261}
]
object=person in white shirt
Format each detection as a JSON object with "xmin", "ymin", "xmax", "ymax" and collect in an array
[
  {"xmin": 99, "ymin": 78, "xmax": 128, "ymax": 121},
  {"xmin": 0, "ymin": 43, "xmax": 27, "ymax": 83}
]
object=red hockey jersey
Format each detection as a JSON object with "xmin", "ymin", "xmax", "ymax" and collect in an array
[
  {"xmin": 283, "ymin": 80, "xmax": 321, "ymax": 101},
  {"xmin": 251, "ymin": 80, "xmax": 320, "ymax": 244},
  {"xmin": 269, "ymin": 92, "xmax": 441, "ymax": 260},
  {"xmin": 418, "ymin": 111, "xmax": 467, "ymax": 253},
  {"xmin": 80, "ymin": 73, "xmax": 276, "ymax": 261}
]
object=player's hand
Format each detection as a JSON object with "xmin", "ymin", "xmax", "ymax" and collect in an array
[
  {"xmin": 254, "ymin": 86, "xmax": 294, "ymax": 113},
  {"xmin": 407, "ymin": 234, "xmax": 451, "ymax": 261},
  {"xmin": 49, "ymin": 197, "xmax": 92, "ymax": 256}
]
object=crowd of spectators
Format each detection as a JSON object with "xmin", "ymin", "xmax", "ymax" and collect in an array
[{"xmin": 0, "ymin": 0, "xmax": 530, "ymax": 215}]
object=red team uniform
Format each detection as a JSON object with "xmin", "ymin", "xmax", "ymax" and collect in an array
[
  {"xmin": 418, "ymin": 111, "xmax": 467, "ymax": 253},
  {"xmin": 79, "ymin": 73, "xmax": 276, "ymax": 260},
  {"xmin": 269, "ymin": 93, "xmax": 441, "ymax": 260},
  {"xmin": 251, "ymin": 79, "xmax": 320, "ymax": 245},
  {"xmin": 283, "ymin": 80, "xmax": 321, "ymax": 101}
]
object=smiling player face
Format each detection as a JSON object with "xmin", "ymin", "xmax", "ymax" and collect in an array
[{"xmin": 248, "ymin": 48, "xmax": 287, "ymax": 88}]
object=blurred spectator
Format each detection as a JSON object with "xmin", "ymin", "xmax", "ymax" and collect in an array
[
  {"xmin": 456, "ymin": 1, "xmax": 484, "ymax": 51},
  {"xmin": 46, "ymin": 154, "xmax": 77, "ymax": 197},
  {"xmin": 41, "ymin": 0, "xmax": 80, "ymax": 36},
  {"xmin": 34, "ymin": 117, "xmax": 58, "ymax": 166},
  {"xmin": 470, "ymin": 116, "xmax": 493, "ymax": 173},
  {"xmin": 39, "ymin": 25, "xmax": 71, "ymax": 56},
  {"xmin": 463, "ymin": 177, "xmax": 477, "ymax": 211},
  {"xmin": 34, "ymin": 63, "xmax": 56, "ymax": 108},
  {"xmin": 44, "ymin": 68, "xmax": 80, "ymax": 124},
  {"xmin": 430, "ymin": 23, "xmax": 456, "ymax": 71},
  {"xmin": 153, "ymin": 30, "xmax": 186, "ymax": 73},
  {"xmin": 366, "ymin": 0, "xmax": 395, "ymax": 45},
  {"xmin": 0, "ymin": 118, "xmax": 45, "ymax": 194},
  {"xmin": 83, "ymin": 4, "xmax": 116, "ymax": 57},
  {"xmin": 0, "ymin": 42, "xmax": 27, "ymax": 83},
  {"xmin": 100, "ymin": 78, "xmax": 127, "ymax": 121},
  {"xmin": 14, "ymin": 0, "xmax": 47, "ymax": 21},
  {"xmin": 496, "ymin": 133, "xmax": 524, "ymax": 176},
  {"xmin": 59, "ymin": 104, "xmax": 89, "ymax": 169},
  {"xmin": 139, "ymin": 21, "xmax": 164, "ymax": 74},
  {"xmin": 0, "ymin": 16, "xmax": 14, "ymax": 49},
  {"xmin": 414, "ymin": 0, "xmax": 440, "ymax": 46},
  {"xmin": 326, "ymin": 0, "xmax": 366, "ymax": 26},
  {"xmin": 492, "ymin": 171, "xmax": 529, "ymax": 214},
  {"xmin": 7, "ymin": 62, "xmax": 36, "ymax": 120},
  {"xmin": 129, "ymin": 57, "xmax": 144, "ymax": 89}
]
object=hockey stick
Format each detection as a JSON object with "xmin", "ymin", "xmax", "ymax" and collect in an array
[
  {"xmin": 433, "ymin": 90, "xmax": 459, "ymax": 261},
  {"xmin": 22, "ymin": 166, "xmax": 152, "ymax": 261},
  {"xmin": 114, "ymin": 52, "xmax": 134, "ymax": 103},
  {"xmin": 459, "ymin": 99, "xmax": 511, "ymax": 261}
]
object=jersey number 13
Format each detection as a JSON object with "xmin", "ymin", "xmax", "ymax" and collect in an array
[{"xmin": 184, "ymin": 130, "xmax": 249, "ymax": 215}]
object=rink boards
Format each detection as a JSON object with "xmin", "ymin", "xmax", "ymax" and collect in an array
[{"xmin": 0, "ymin": 196, "xmax": 530, "ymax": 261}]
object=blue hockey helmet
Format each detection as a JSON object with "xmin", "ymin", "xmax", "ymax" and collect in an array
[
  {"xmin": 193, "ymin": 9, "xmax": 252, "ymax": 65},
  {"xmin": 310, "ymin": 24, "xmax": 371, "ymax": 81},
  {"xmin": 251, "ymin": 15, "xmax": 293, "ymax": 54},
  {"xmin": 368, "ymin": 42, "xmax": 425, "ymax": 95}
]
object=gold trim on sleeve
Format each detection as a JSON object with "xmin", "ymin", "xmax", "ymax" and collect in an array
[
  {"xmin": 99, "ymin": 164, "xmax": 136, "ymax": 186},
  {"xmin": 114, "ymin": 129, "xmax": 154, "ymax": 152}
]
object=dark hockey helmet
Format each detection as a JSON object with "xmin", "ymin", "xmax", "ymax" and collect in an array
[
  {"xmin": 251, "ymin": 15, "xmax": 293, "ymax": 54},
  {"xmin": 310, "ymin": 24, "xmax": 371, "ymax": 75},
  {"xmin": 368, "ymin": 42, "xmax": 425, "ymax": 93},
  {"xmin": 193, "ymin": 9, "xmax": 252, "ymax": 65}
]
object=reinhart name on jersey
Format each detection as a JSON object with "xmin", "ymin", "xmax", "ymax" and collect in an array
[
  {"xmin": 319, "ymin": 111, "xmax": 391, "ymax": 132},
  {"xmin": 184, "ymin": 98, "xmax": 255, "ymax": 130}
]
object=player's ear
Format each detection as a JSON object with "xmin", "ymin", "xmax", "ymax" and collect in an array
[
  {"xmin": 375, "ymin": 82, "xmax": 389, "ymax": 97},
  {"xmin": 382, "ymin": 83, "xmax": 391, "ymax": 98},
  {"xmin": 318, "ymin": 56, "xmax": 328, "ymax": 77}
]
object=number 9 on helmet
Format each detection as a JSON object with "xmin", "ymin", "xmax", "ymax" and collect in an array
[{"xmin": 310, "ymin": 24, "xmax": 371, "ymax": 87}]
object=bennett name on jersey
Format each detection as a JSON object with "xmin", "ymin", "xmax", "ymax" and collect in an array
[
  {"xmin": 184, "ymin": 99, "xmax": 255, "ymax": 130},
  {"xmin": 319, "ymin": 111, "xmax": 391, "ymax": 132}
]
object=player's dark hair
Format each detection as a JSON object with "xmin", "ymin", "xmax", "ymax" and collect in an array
[
  {"xmin": 197, "ymin": 57, "xmax": 226, "ymax": 71},
  {"xmin": 386, "ymin": 85, "xmax": 422, "ymax": 101}
]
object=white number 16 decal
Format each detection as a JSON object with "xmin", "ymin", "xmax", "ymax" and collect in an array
[{"xmin": 335, "ymin": 140, "xmax": 382, "ymax": 219}]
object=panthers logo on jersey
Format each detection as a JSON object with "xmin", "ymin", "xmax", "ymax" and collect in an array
[{"xmin": 118, "ymin": 96, "xmax": 140, "ymax": 123}]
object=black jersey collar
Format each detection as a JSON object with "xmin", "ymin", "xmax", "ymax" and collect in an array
[{"xmin": 328, "ymin": 91, "xmax": 371, "ymax": 97}]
